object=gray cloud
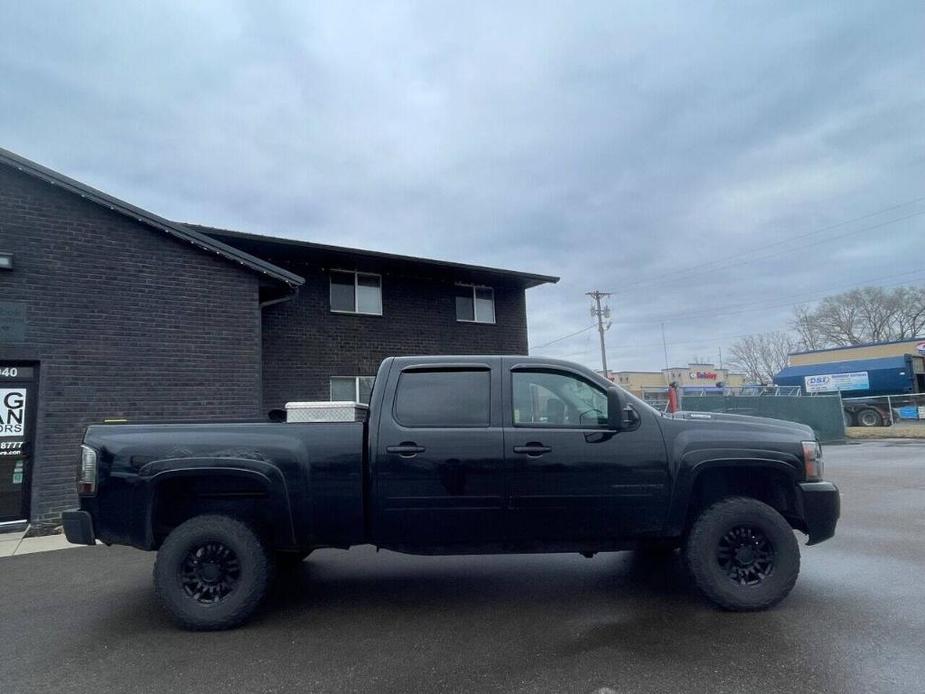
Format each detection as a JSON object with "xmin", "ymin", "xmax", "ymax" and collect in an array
[{"xmin": 2, "ymin": 1, "xmax": 923, "ymax": 370}]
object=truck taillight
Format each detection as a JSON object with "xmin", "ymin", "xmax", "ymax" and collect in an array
[
  {"xmin": 78, "ymin": 445, "xmax": 98, "ymax": 496},
  {"xmin": 802, "ymin": 441, "xmax": 823, "ymax": 481}
]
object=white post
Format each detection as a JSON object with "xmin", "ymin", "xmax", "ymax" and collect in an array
[{"xmin": 888, "ymin": 395, "xmax": 894, "ymax": 426}]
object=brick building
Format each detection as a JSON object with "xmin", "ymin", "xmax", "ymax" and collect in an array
[{"xmin": 0, "ymin": 148, "xmax": 556, "ymax": 529}]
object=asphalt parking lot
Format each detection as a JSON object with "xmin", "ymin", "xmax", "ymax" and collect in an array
[{"xmin": 2, "ymin": 440, "xmax": 924, "ymax": 694}]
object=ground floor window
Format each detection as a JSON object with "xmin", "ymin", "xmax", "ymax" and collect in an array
[{"xmin": 330, "ymin": 376, "xmax": 375, "ymax": 403}]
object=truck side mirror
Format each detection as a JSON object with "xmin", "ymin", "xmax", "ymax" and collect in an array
[{"xmin": 607, "ymin": 386, "xmax": 627, "ymax": 431}]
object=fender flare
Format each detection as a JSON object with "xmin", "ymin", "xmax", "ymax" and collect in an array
[
  {"xmin": 139, "ymin": 457, "xmax": 297, "ymax": 549},
  {"xmin": 666, "ymin": 450, "xmax": 801, "ymax": 536}
]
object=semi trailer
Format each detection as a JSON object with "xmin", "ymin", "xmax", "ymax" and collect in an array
[{"xmin": 774, "ymin": 354, "xmax": 925, "ymax": 427}]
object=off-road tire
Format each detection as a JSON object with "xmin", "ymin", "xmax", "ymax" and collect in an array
[
  {"xmin": 683, "ymin": 496, "xmax": 800, "ymax": 611},
  {"xmin": 154, "ymin": 515, "xmax": 272, "ymax": 630}
]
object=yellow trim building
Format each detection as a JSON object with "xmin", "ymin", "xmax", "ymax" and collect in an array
[
  {"xmin": 789, "ymin": 337, "xmax": 925, "ymax": 366},
  {"xmin": 606, "ymin": 363, "xmax": 747, "ymax": 397}
]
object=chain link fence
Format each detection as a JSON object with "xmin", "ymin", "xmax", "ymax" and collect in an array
[
  {"xmin": 842, "ymin": 393, "xmax": 925, "ymax": 428},
  {"xmin": 641, "ymin": 385, "xmax": 801, "ymax": 412}
]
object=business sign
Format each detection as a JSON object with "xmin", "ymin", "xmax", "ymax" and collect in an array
[
  {"xmin": 689, "ymin": 371, "xmax": 718, "ymax": 380},
  {"xmin": 916, "ymin": 341, "xmax": 925, "ymax": 356},
  {"xmin": 0, "ymin": 388, "xmax": 27, "ymax": 436},
  {"xmin": 804, "ymin": 371, "xmax": 870, "ymax": 394}
]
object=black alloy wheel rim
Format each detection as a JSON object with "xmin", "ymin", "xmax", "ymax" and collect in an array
[
  {"xmin": 716, "ymin": 525, "xmax": 775, "ymax": 586},
  {"xmin": 180, "ymin": 542, "xmax": 241, "ymax": 604}
]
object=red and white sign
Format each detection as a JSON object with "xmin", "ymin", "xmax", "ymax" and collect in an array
[{"xmin": 690, "ymin": 371, "xmax": 718, "ymax": 380}]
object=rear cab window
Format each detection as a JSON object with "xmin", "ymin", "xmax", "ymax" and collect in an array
[{"xmin": 393, "ymin": 368, "xmax": 491, "ymax": 427}]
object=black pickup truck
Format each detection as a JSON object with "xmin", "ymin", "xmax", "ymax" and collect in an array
[{"xmin": 63, "ymin": 355, "xmax": 839, "ymax": 630}]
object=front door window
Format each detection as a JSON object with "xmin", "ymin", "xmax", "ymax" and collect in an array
[{"xmin": 512, "ymin": 370, "xmax": 608, "ymax": 428}]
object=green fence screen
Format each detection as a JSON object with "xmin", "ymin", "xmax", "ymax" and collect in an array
[{"xmin": 679, "ymin": 395, "xmax": 846, "ymax": 443}]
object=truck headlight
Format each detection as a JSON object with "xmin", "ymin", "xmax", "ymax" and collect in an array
[
  {"xmin": 78, "ymin": 445, "xmax": 98, "ymax": 496},
  {"xmin": 802, "ymin": 440, "xmax": 823, "ymax": 481}
]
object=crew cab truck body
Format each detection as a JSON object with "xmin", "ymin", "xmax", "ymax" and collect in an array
[{"xmin": 63, "ymin": 356, "xmax": 839, "ymax": 630}]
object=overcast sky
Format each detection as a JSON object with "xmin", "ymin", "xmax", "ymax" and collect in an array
[{"xmin": 2, "ymin": 2, "xmax": 923, "ymax": 371}]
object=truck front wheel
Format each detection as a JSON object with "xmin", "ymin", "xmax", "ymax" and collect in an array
[
  {"xmin": 154, "ymin": 515, "xmax": 272, "ymax": 630},
  {"xmin": 683, "ymin": 496, "xmax": 800, "ymax": 611}
]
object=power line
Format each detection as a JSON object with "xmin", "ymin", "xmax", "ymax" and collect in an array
[
  {"xmin": 609, "ymin": 329, "xmax": 776, "ymax": 353},
  {"xmin": 531, "ymin": 207, "xmax": 925, "ymax": 360},
  {"xmin": 532, "ymin": 323, "xmax": 596, "ymax": 349},
  {"xmin": 535, "ymin": 270, "xmax": 925, "ymax": 362},
  {"xmin": 616, "ymin": 266, "xmax": 925, "ymax": 326},
  {"xmin": 623, "ymin": 199, "xmax": 925, "ymax": 290}
]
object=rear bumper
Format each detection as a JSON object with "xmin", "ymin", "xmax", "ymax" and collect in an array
[
  {"xmin": 798, "ymin": 481, "xmax": 840, "ymax": 545},
  {"xmin": 62, "ymin": 510, "xmax": 96, "ymax": 546}
]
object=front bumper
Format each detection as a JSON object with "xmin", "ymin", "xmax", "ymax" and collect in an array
[
  {"xmin": 62, "ymin": 510, "xmax": 96, "ymax": 546},
  {"xmin": 798, "ymin": 481, "xmax": 840, "ymax": 545}
]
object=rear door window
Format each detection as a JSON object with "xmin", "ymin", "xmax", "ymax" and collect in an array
[{"xmin": 394, "ymin": 369, "xmax": 491, "ymax": 427}]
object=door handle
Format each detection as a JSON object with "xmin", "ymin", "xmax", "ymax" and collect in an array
[
  {"xmin": 386, "ymin": 443, "xmax": 426, "ymax": 457},
  {"xmin": 513, "ymin": 444, "xmax": 552, "ymax": 456}
]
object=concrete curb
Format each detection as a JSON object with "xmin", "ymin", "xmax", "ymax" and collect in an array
[{"xmin": 0, "ymin": 529, "xmax": 92, "ymax": 557}]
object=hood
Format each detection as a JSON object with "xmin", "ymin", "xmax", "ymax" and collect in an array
[{"xmin": 670, "ymin": 410, "xmax": 816, "ymax": 440}]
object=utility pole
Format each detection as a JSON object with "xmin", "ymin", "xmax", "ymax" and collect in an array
[{"xmin": 586, "ymin": 290, "xmax": 612, "ymax": 375}]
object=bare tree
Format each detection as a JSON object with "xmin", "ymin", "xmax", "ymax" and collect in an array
[
  {"xmin": 789, "ymin": 285, "xmax": 925, "ymax": 348},
  {"xmin": 727, "ymin": 331, "xmax": 797, "ymax": 384},
  {"xmin": 894, "ymin": 286, "xmax": 925, "ymax": 338},
  {"xmin": 791, "ymin": 304, "xmax": 827, "ymax": 351}
]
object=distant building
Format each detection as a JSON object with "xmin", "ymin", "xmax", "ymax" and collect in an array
[
  {"xmin": 789, "ymin": 337, "xmax": 925, "ymax": 366},
  {"xmin": 604, "ymin": 363, "xmax": 747, "ymax": 398}
]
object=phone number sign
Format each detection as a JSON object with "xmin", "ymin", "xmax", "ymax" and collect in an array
[{"xmin": 804, "ymin": 371, "xmax": 870, "ymax": 394}]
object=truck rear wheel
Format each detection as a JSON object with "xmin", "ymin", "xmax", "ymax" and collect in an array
[
  {"xmin": 154, "ymin": 515, "xmax": 271, "ymax": 630},
  {"xmin": 683, "ymin": 496, "xmax": 799, "ymax": 611},
  {"xmin": 856, "ymin": 408, "xmax": 882, "ymax": 427}
]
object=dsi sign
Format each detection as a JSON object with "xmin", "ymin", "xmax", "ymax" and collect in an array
[
  {"xmin": 917, "ymin": 342, "xmax": 925, "ymax": 356},
  {"xmin": 0, "ymin": 388, "xmax": 27, "ymax": 436},
  {"xmin": 804, "ymin": 372, "xmax": 870, "ymax": 394}
]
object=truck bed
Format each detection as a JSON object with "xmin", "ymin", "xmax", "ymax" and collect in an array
[{"xmin": 83, "ymin": 421, "xmax": 367, "ymax": 549}]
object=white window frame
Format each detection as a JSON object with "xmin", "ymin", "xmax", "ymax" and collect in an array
[
  {"xmin": 329, "ymin": 376, "xmax": 376, "ymax": 403},
  {"xmin": 455, "ymin": 283, "xmax": 496, "ymax": 324},
  {"xmin": 329, "ymin": 270, "xmax": 383, "ymax": 316}
]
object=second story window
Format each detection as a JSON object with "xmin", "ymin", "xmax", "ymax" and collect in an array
[
  {"xmin": 455, "ymin": 284, "xmax": 495, "ymax": 323},
  {"xmin": 330, "ymin": 270, "xmax": 382, "ymax": 315}
]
